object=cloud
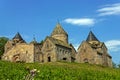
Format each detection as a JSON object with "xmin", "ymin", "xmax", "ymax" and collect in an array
[
  {"xmin": 105, "ymin": 40, "xmax": 120, "ymax": 52},
  {"xmin": 73, "ymin": 43, "xmax": 79, "ymax": 50},
  {"xmin": 64, "ymin": 18, "xmax": 95, "ymax": 26},
  {"xmin": 97, "ymin": 3, "xmax": 120, "ymax": 16}
]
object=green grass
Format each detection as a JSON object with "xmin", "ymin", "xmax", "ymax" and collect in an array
[{"xmin": 0, "ymin": 61, "xmax": 120, "ymax": 80}]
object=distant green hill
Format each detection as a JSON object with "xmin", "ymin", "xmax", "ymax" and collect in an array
[{"xmin": 0, "ymin": 61, "xmax": 120, "ymax": 80}]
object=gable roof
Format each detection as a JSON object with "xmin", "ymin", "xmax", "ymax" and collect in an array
[
  {"xmin": 86, "ymin": 31, "xmax": 99, "ymax": 42},
  {"xmin": 77, "ymin": 41, "xmax": 93, "ymax": 51},
  {"xmin": 51, "ymin": 23, "xmax": 68, "ymax": 36},
  {"xmin": 47, "ymin": 36, "xmax": 71, "ymax": 49}
]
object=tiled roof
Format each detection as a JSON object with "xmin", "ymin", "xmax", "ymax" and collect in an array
[
  {"xmin": 51, "ymin": 23, "xmax": 68, "ymax": 36},
  {"xmin": 48, "ymin": 37, "xmax": 71, "ymax": 49}
]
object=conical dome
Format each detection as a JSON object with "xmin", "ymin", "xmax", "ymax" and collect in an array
[
  {"xmin": 51, "ymin": 23, "xmax": 68, "ymax": 36},
  {"xmin": 12, "ymin": 32, "xmax": 25, "ymax": 43},
  {"xmin": 51, "ymin": 23, "xmax": 68, "ymax": 43},
  {"xmin": 13, "ymin": 32, "xmax": 24, "ymax": 40},
  {"xmin": 86, "ymin": 31, "xmax": 99, "ymax": 42}
]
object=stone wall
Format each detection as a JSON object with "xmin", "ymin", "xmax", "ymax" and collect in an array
[
  {"xmin": 51, "ymin": 34, "xmax": 68, "ymax": 43},
  {"xmin": 77, "ymin": 41, "xmax": 97, "ymax": 64},
  {"xmin": 2, "ymin": 43, "xmax": 34, "ymax": 63},
  {"xmin": 56, "ymin": 45, "xmax": 71, "ymax": 62},
  {"xmin": 34, "ymin": 43, "xmax": 43, "ymax": 62},
  {"xmin": 41, "ymin": 39, "xmax": 57, "ymax": 62},
  {"xmin": 76, "ymin": 41, "xmax": 112, "ymax": 67}
]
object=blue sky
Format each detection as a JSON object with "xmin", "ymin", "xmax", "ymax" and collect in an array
[{"xmin": 0, "ymin": 0, "xmax": 120, "ymax": 64}]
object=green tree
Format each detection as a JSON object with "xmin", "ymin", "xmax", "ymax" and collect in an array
[
  {"xmin": 40, "ymin": 40, "xmax": 44, "ymax": 44},
  {"xmin": 118, "ymin": 62, "xmax": 120, "ymax": 68},
  {"xmin": 0, "ymin": 37, "xmax": 9, "ymax": 59},
  {"xmin": 112, "ymin": 62, "xmax": 117, "ymax": 68}
]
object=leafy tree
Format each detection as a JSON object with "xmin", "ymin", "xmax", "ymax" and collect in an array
[
  {"xmin": 0, "ymin": 37, "xmax": 9, "ymax": 59},
  {"xmin": 118, "ymin": 62, "xmax": 120, "ymax": 68},
  {"xmin": 112, "ymin": 62, "xmax": 117, "ymax": 68},
  {"xmin": 40, "ymin": 40, "xmax": 44, "ymax": 44}
]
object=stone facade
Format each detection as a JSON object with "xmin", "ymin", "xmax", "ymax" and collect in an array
[
  {"xmin": 2, "ymin": 32, "xmax": 42, "ymax": 63},
  {"xmin": 41, "ymin": 37, "xmax": 72, "ymax": 62},
  {"xmin": 2, "ymin": 23, "xmax": 112, "ymax": 67},
  {"xmin": 2, "ymin": 23, "xmax": 76, "ymax": 63},
  {"xmin": 76, "ymin": 31, "xmax": 112, "ymax": 67}
]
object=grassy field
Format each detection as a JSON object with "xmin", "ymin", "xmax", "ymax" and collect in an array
[{"xmin": 0, "ymin": 61, "xmax": 120, "ymax": 80}]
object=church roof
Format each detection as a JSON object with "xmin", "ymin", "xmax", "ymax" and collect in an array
[
  {"xmin": 13, "ymin": 32, "xmax": 24, "ymax": 41},
  {"xmin": 51, "ymin": 23, "xmax": 68, "ymax": 36},
  {"xmin": 47, "ymin": 37, "xmax": 71, "ymax": 49},
  {"xmin": 86, "ymin": 31, "xmax": 99, "ymax": 42}
]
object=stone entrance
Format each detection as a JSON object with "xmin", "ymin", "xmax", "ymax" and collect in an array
[{"xmin": 48, "ymin": 56, "xmax": 51, "ymax": 62}]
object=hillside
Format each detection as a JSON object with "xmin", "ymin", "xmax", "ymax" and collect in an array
[{"xmin": 0, "ymin": 61, "xmax": 120, "ymax": 80}]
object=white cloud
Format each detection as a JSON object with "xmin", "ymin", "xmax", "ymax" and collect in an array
[
  {"xmin": 64, "ymin": 18, "xmax": 95, "ymax": 26},
  {"xmin": 73, "ymin": 43, "xmax": 79, "ymax": 50},
  {"xmin": 105, "ymin": 40, "xmax": 120, "ymax": 52},
  {"xmin": 97, "ymin": 3, "xmax": 120, "ymax": 16}
]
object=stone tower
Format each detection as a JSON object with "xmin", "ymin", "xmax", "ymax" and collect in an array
[
  {"xmin": 4, "ymin": 32, "xmax": 26, "ymax": 53},
  {"xmin": 51, "ymin": 23, "xmax": 68, "ymax": 43}
]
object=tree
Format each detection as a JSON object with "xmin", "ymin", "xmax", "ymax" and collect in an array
[
  {"xmin": 40, "ymin": 40, "xmax": 44, "ymax": 44},
  {"xmin": 0, "ymin": 37, "xmax": 9, "ymax": 59},
  {"xmin": 112, "ymin": 62, "xmax": 117, "ymax": 68},
  {"xmin": 118, "ymin": 62, "xmax": 120, "ymax": 68}
]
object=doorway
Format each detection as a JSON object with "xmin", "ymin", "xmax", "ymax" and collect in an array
[{"xmin": 48, "ymin": 56, "xmax": 51, "ymax": 62}]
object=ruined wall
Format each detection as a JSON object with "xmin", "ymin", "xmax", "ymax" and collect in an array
[
  {"xmin": 2, "ymin": 43, "xmax": 34, "ymax": 63},
  {"xmin": 4, "ymin": 40, "xmax": 14, "ymax": 53}
]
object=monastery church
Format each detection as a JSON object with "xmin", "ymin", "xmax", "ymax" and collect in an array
[{"xmin": 2, "ymin": 23, "xmax": 112, "ymax": 67}]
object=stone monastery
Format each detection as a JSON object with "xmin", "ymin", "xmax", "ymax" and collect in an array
[{"xmin": 2, "ymin": 23, "xmax": 112, "ymax": 67}]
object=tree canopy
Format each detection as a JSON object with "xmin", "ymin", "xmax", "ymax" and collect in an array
[{"xmin": 0, "ymin": 37, "xmax": 9, "ymax": 58}]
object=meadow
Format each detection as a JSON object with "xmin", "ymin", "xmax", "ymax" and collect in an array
[{"xmin": 0, "ymin": 61, "xmax": 120, "ymax": 80}]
